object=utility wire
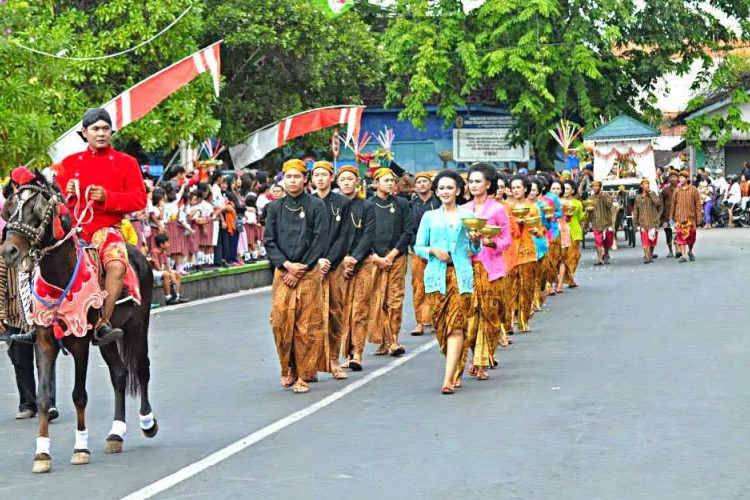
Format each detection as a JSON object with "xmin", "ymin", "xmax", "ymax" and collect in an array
[{"xmin": 11, "ymin": 5, "xmax": 192, "ymax": 61}]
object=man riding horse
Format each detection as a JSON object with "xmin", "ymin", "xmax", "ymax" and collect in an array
[{"xmin": 13, "ymin": 107, "xmax": 147, "ymax": 345}]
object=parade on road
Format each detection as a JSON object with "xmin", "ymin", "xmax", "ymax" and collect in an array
[{"xmin": 3, "ymin": 1, "xmax": 750, "ymax": 499}]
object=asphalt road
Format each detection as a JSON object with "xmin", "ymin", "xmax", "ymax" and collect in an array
[{"xmin": 2, "ymin": 228, "xmax": 750, "ymax": 500}]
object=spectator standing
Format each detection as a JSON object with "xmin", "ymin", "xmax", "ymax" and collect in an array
[
  {"xmin": 724, "ymin": 175, "xmax": 741, "ymax": 227},
  {"xmin": 698, "ymin": 180, "xmax": 716, "ymax": 229},
  {"xmin": 150, "ymin": 233, "xmax": 187, "ymax": 305},
  {"xmin": 740, "ymin": 174, "xmax": 750, "ymax": 210}
]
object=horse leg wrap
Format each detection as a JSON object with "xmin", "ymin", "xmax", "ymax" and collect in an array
[
  {"xmin": 74, "ymin": 429, "xmax": 89, "ymax": 451},
  {"xmin": 139, "ymin": 412, "xmax": 155, "ymax": 430},
  {"xmin": 109, "ymin": 420, "xmax": 126, "ymax": 438},
  {"xmin": 36, "ymin": 437, "xmax": 51, "ymax": 456}
]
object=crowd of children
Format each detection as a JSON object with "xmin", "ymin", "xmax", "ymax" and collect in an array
[{"xmin": 128, "ymin": 167, "xmax": 277, "ymax": 291}]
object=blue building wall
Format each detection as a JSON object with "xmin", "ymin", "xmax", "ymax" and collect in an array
[{"xmin": 337, "ymin": 106, "xmax": 519, "ymax": 173}]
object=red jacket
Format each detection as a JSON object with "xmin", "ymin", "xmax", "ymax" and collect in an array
[{"xmin": 56, "ymin": 146, "xmax": 147, "ymax": 241}]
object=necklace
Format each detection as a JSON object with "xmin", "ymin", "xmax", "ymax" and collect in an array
[
  {"xmin": 283, "ymin": 203, "xmax": 306, "ymax": 219},
  {"xmin": 331, "ymin": 206, "xmax": 341, "ymax": 222},
  {"xmin": 374, "ymin": 201, "xmax": 396, "ymax": 214},
  {"xmin": 350, "ymin": 211, "xmax": 362, "ymax": 229}
]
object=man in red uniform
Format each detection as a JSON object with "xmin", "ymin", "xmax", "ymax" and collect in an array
[{"xmin": 55, "ymin": 108, "xmax": 147, "ymax": 344}]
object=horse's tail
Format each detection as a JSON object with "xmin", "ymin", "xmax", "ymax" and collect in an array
[{"xmin": 122, "ymin": 245, "xmax": 154, "ymax": 397}]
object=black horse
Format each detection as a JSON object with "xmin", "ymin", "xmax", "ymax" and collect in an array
[{"xmin": 0, "ymin": 172, "xmax": 157, "ymax": 473}]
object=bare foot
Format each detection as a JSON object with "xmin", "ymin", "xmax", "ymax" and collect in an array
[{"xmin": 293, "ymin": 379, "xmax": 310, "ymax": 394}]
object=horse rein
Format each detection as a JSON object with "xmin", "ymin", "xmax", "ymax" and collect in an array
[
  {"xmin": 6, "ymin": 185, "xmax": 60, "ymax": 253},
  {"xmin": 6, "ymin": 184, "xmax": 93, "ymax": 264}
]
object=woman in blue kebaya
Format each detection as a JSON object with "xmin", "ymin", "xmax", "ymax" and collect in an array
[
  {"xmin": 414, "ymin": 171, "xmax": 482, "ymax": 394},
  {"xmin": 528, "ymin": 176, "xmax": 551, "ymax": 310}
]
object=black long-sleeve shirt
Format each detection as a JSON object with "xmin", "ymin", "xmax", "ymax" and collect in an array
[
  {"xmin": 342, "ymin": 198, "xmax": 375, "ymax": 268},
  {"xmin": 368, "ymin": 194, "xmax": 413, "ymax": 257},
  {"xmin": 409, "ymin": 194, "xmax": 440, "ymax": 247},
  {"xmin": 313, "ymin": 190, "xmax": 350, "ymax": 270},
  {"xmin": 264, "ymin": 191, "xmax": 329, "ymax": 270}
]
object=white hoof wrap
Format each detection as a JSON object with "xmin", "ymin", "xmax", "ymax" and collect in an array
[
  {"xmin": 36, "ymin": 437, "xmax": 51, "ymax": 456},
  {"xmin": 109, "ymin": 420, "xmax": 127, "ymax": 438},
  {"xmin": 139, "ymin": 412, "xmax": 155, "ymax": 430},
  {"xmin": 74, "ymin": 429, "xmax": 89, "ymax": 451}
]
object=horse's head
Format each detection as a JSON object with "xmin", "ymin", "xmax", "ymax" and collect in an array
[{"xmin": 1, "ymin": 170, "xmax": 71, "ymax": 267}]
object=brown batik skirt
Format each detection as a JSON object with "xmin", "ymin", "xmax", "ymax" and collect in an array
[
  {"xmin": 461, "ymin": 262, "xmax": 506, "ymax": 373},
  {"xmin": 367, "ymin": 255, "xmax": 407, "ymax": 348},
  {"xmin": 341, "ymin": 260, "xmax": 377, "ymax": 360},
  {"xmin": 563, "ymin": 240, "xmax": 581, "ymax": 285},
  {"xmin": 428, "ymin": 266, "xmax": 471, "ymax": 356},
  {"xmin": 410, "ymin": 254, "xmax": 431, "ymax": 326},
  {"xmin": 317, "ymin": 264, "xmax": 349, "ymax": 372},
  {"xmin": 270, "ymin": 267, "xmax": 325, "ymax": 381},
  {"xmin": 516, "ymin": 261, "xmax": 536, "ymax": 331},
  {"xmin": 547, "ymin": 238, "xmax": 562, "ymax": 284}
]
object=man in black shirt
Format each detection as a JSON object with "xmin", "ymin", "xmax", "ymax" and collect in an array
[
  {"xmin": 311, "ymin": 161, "xmax": 350, "ymax": 380},
  {"xmin": 408, "ymin": 171, "xmax": 439, "ymax": 336},
  {"xmin": 335, "ymin": 165, "xmax": 376, "ymax": 372},
  {"xmin": 367, "ymin": 168, "xmax": 414, "ymax": 357},
  {"xmin": 264, "ymin": 159, "xmax": 329, "ymax": 394}
]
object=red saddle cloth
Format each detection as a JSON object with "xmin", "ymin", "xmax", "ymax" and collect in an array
[{"xmin": 30, "ymin": 248, "xmax": 141, "ymax": 340}]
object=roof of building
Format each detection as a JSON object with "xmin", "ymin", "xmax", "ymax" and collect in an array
[
  {"xmin": 677, "ymin": 73, "xmax": 750, "ymax": 122},
  {"xmin": 583, "ymin": 115, "xmax": 660, "ymax": 141}
]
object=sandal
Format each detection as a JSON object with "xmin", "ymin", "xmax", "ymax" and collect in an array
[
  {"xmin": 389, "ymin": 344, "xmax": 406, "ymax": 357},
  {"xmin": 441, "ymin": 385, "xmax": 455, "ymax": 395},
  {"xmin": 477, "ymin": 369, "xmax": 489, "ymax": 381},
  {"xmin": 410, "ymin": 327, "xmax": 424, "ymax": 336},
  {"xmin": 348, "ymin": 359, "xmax": 363, "ymax": 372},
  {"xmin": 468, "ymin": 363, "xmax": 478, "ymax": 377},
  {"xmin": 453, "ymin": 378, "xmax": 463, "ymax": 389},
  {"xmin": 555, "ymin": 286, "xmax": 564, "ymax": 293},
  {"xmin": 292, "ymin": 380, "xmax": 310, "ymax": 394},
  {"xmin": 331, "ymin": 368, "xmax": 349, "ymax": 380},
  {"xmin": 373, "ymin": 346, "xmax": 389, "ymax": 356},
  {"xmin": 568, "ymin": 282, "xmax": 579, "ymax": 288}
]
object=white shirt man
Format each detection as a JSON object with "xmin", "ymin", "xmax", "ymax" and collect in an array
[
  {"xmin": 714, "ymin": 173, "xmax": 729, "ymax": 198},
  {"xmin": 725, "ymin": 181, "xmax": 741, "ymax": 205}
]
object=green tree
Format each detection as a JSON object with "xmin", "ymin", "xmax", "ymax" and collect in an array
[
  {"xmin": 204, "ymin": 0, "xmax": 381, "ymax": 167},
  {"xmin": 0, "ymin": 0, "xmax": 219, "ymax": 171},
  {"xmin": 382, "ymin": 0, "xmax": 750, "ymax": 168}
]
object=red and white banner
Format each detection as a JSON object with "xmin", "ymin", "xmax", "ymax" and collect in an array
[
  {"xmin": 229, "ymin": 106, "xmax": 364, "ymax": 169},
  {"xmin": 48, "ymin": 41, "xmax": 222, "ymax": 163}
]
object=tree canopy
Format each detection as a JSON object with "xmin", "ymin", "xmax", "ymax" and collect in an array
[
  {"xmin": 2, "ymin": 0, "xmax": 750, "ymax": 173},
  {"xmin": 382, "ymin": 0, "xmax": 750, "ymax": 168}
]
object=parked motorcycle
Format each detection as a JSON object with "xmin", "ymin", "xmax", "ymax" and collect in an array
[{"xmin": 716, "ymin": 202, "xmax": 750, "ymax": 228}]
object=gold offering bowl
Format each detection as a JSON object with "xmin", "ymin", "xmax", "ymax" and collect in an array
[
  {"xmin": 582, "ymin": 199, "xmax": 594, "ymax": 208},
  {"xmin": 511, "ymin": 206, "xmax": 530, "ymax": 217},
  {"xmin": 542, "ymin": 205, "xmax": 555, "ymax": 215},
  {"xmin": 481, "ymin": 225, "xmax": 501, "ymax": 238},
  {"xmin": 461, "ymin": 217, "xmax": 487, "ymax": 231},
  {"xmin": 524, "ymin": 216, "xmax": 541, "ymax": 226}
]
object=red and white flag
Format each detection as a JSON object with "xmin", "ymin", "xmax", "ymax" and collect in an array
[
  {"xmin": 48, "ymin": 41, "xmax": 222, "ymax": 163},
  {"xmin": 229, "ymin": 105, "xmax": 364, "ymax": 169}
]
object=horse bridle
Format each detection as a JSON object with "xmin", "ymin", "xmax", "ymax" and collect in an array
[{"xmin": 6, "ymin": 184, "xmax": 62, "ymax": 259}]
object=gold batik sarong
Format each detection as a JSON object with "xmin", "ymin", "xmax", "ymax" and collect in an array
[
  {"xmin": 460, "ymin": 262, "xmax": 506, "ymax": 374},
  {"xmin": 516, "ymin": 261, "xmax": 536, "ymax": 332},
  {"xmin": 318, "ymin": 264, "xmax": 349, "ymax": 372},
  {"xmin": 410, "ymin": 254, "xmax": 431, "ymax": 326},
  {"xmin": 367, "ymin": 255, "xmax": 407, "ymax": 348},
  {"xmin": 547, "ymin": 238, "xmax": 562, "ymax": 284},
  {"xmin": 563, "ymin": 240, "xmax": 581, "ymax": 285},
  {"xmin": 534, "ymin": 255, "xmax": 548, "ymax": 309},
  {"xmin": 341, "ymin": 260, "xmax": 376, "ymax": 360},
  {"xmin": 427, "ymin": 266, "xmax": 470, "ymax": 355},
  {"xmin": 270, "ymin": 268, "xmax": 325, "ymax": 381},
  {"xmin": 503, "ymin": 266, "xmax": 519, "ymax": 334}
]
